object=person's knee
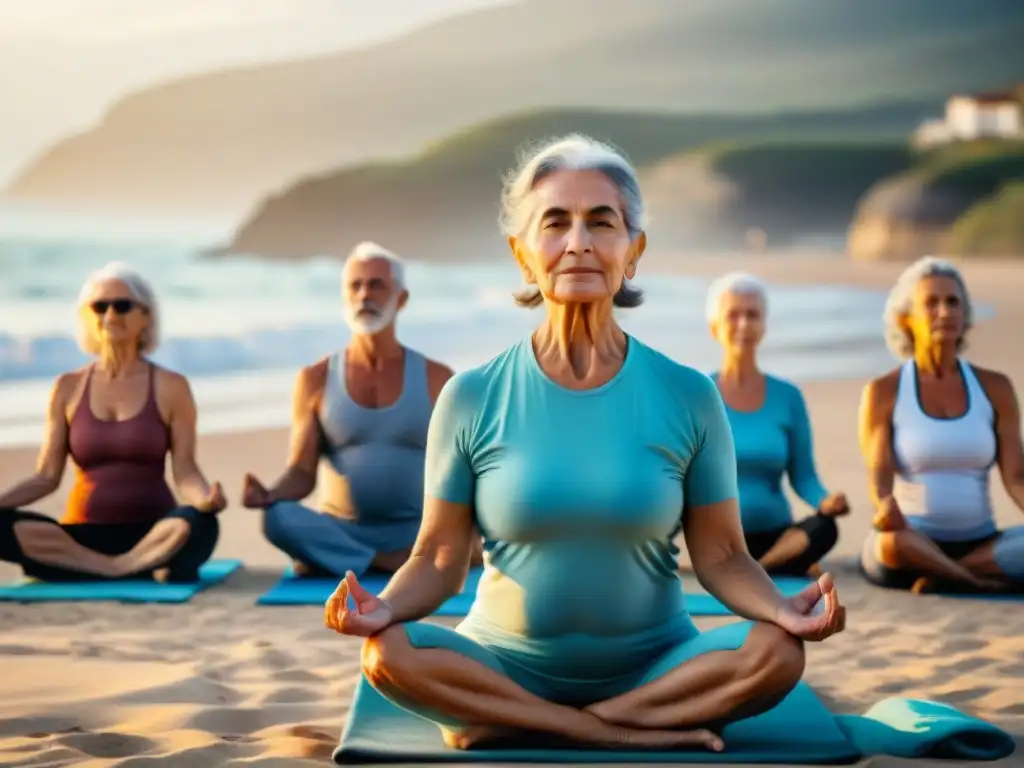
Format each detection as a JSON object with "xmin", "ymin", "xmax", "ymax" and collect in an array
[
  {"xmin": 811, "ymin": 515, "xmax": 839, "ymax": 556},
  {"xmin": 182, "ymin": 511, "xmax": 219, "ymax": 556},
  {"xmin": 361, "ymin": 624, "xmax": 413, "ymax": 688},
  {"xmin": 737, "ymin": 622, "xmax": 805, "ymax": 697},
  {"xmin": 994, "ymin": 528, "xmax": 1024, "ymax": 581},
  {"xmin": 261, "ymin": 501, "xmax": 294, "ymax": 548},
  {"xmin": 875, "ymin": 529, "xmax": 905, "ymax": 569}
]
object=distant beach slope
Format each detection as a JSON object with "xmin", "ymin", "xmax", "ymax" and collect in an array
[
  {"xmin": 849, "ymin": 141, "xmax": 1024, "ymax": 261},
  {"xmin": 215, "ymin": 104, "xmax": 926, "ymax": 262},
  {"xmin": 4, "ymin": 0, "xmax": 1023, "ymax": 218}
]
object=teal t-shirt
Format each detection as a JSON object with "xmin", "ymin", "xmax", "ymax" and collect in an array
[
  {"xmin": 425, "ymin": 336, "xmax": 738, "ymax": 681},
  {"xmin": 713, "ymin": 373, "xmax": 828, "ymax": 533}
]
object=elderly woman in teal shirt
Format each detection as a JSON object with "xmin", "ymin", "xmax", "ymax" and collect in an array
[
  {"xmin": 707, "ymin": 272, "xmax": 849, "ymax": 577},
  {"xmin": 324, "ymin": 135, "xmax": 846, "ymax": 753}
]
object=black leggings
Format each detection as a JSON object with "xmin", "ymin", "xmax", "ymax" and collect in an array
[
  {"xmin": 744, "ymin": 513, "xmax": 839, "ymax": 577},
  {"xmin": 0, "ymin": 506, "xmax": 219, "ymax": 582}
]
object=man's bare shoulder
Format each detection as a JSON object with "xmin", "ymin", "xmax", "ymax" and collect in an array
[
  {"xmin": 292, "ymin": 357, "xmax": 331, "ymax": 410},
  {"xmin": 420, "ymin": 354, "xmax": 455, "ymax": 404}
]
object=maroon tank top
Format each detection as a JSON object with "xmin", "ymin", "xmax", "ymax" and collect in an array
[{"xmin": 64, "ymin": 364, "xmax": 176, "ymax": 525}]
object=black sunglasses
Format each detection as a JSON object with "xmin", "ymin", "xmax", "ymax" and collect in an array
[{"xmin": 90, "ymin": 299, "xmax": 136, "ymax": 315}]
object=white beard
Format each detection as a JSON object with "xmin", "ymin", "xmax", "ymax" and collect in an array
[{"xmin": 344, "ymin": 295, "xmax": 398, "ymax": 336}]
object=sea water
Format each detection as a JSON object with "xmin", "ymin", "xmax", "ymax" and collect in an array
[{"xmin": 0, "ymin": 207, "xmax": 896, "ymax": 448}]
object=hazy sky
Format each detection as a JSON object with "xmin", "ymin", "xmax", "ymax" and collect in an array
[{"xmin": 0, "ymin": 0, "xmax": 515, "ymax": 184}]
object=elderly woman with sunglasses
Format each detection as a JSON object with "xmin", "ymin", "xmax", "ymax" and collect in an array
[{"xmin": 0, "ymin": 262, "xmax": 224, "ymax": 582}]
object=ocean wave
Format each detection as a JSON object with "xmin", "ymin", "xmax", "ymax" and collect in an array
[{"xmin": 0, "ymin": 224, "xmax": 901, "ymax": 446}]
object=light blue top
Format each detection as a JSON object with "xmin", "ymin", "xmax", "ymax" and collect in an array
[
  {"xmin": 713, "ymin": 373, "xmax": 828, "ymax": 533},
  {"xmin": 425, "ymin": 336, "xmax": 738, "ymax": 682}
]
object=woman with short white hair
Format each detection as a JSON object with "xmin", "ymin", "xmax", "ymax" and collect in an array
[
  {"xmin": 859, "ymin": 256, "xmax": 1024, "ymax": 593},
  {"xmin": 705, "ymin": 272, "xmax": 848, "ymax": 576},
  {"xmin": 324, "ymin": 134, "xmax": 845, "ymax": 751},
  {"xmin": 0, "ymin": 262, "xmax": 225, "ymax": 582}
]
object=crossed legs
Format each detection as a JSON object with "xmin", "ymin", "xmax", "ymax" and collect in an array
[
  {"xmin": 0, "ymin": 506, "xmax": 218, "ymax": 582},
  {"xmin": 861, "ymin": 526, "xmax": 1024, "ymax": 593},
  {"xmin": 361, "ymin": 620, "xmax": 804, "ymax": 751}
]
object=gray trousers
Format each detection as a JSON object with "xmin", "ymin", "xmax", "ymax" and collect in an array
[{"xmin": 262, "ymin": 501, "xmax": 420, "ymax": 577}]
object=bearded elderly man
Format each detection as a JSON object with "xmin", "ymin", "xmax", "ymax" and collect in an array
[{"xmin": 242, "ymin": 242, "xmax": 458, "ymax": 577}]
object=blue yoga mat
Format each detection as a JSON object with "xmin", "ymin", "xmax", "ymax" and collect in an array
[
  {"xmin": 683, "ymin": 575, "xmax": 813, "ymax": 616},
  {"xmin": 257, "ymin": 566, "xmax": 482, "ymax": 614},
  {"xmin": 334, "ymin": 664, "xmax": 1014, "ymax": 764},
  {"xmin": 257, "ymin": 569, "xmax": 812, "ymax": 615},
  {"xmin": 937, "ymin": 590, "xmax": 1024, "ymax": 602},
  {"xmin": 0, "ymin": 559, "xmax": 242, "ymax": 603}
]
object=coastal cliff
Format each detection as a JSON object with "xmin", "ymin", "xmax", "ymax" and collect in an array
[{"xmin": 6, "ymin": 0, "xmax": 1024, "ymax": 218}]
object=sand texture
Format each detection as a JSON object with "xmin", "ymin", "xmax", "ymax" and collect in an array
[{"xmin": 1, "ymin": 254, "xmax": 1022, "ymax": 766}]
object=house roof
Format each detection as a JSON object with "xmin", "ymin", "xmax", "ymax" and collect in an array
[{"xmin": 950, "ymin": 91, "xmax": 1019, "ymax": 105}]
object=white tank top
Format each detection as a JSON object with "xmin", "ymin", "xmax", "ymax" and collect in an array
[{"xmin": 891, "ymin": 359, "xmax": 997, "ymax": 541}]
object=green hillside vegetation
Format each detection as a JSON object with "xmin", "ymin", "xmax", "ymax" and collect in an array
[
  {"xmin": 678, "ymin": 141, "xmax": 915, "ymax": 237},
  {"xmin": 848, "ymin": 140, "xmax": 1024, "ymax": 259},
  {"xmin": 947, "ymin": 182, "xmax": 1024, "ymax": 256},
  {"xmin": 221, "ymin": 105, "xmax": 924, "ymax": 259},
  {"xmin": 222, "ymin": 103, "xmax": 1024, "ymax": 261}
]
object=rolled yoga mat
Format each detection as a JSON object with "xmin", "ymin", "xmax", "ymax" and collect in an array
[{"xmin": 0, "ymin": 559, "xmax": 243, "ymax": 603}]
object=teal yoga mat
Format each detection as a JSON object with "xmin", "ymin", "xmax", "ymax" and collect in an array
[
  {"xmin": 256, "ymin": 566, "xmax": 481, "ymax": 613},
  {"xmin": 257, "ymin": 569, "xmax": 812, "ymax": 615},
  {"xmin": 334, "ymin": 663, "xmax": 1014, "ymax": 764},
  {"xmin": 0, "ymin": 559, "xmax": 242, "ymax": 603},
  {"xmin": 335, "ymin": 676, "xmax": 860, "ymax": 764},
  {"xmin": 683, "ymin": 575, "xmax": 813, "ymax": 616}
]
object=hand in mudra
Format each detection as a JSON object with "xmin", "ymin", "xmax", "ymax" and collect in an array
[
  {"xmin": 818, "ymin": 492, "xmax": 850, "ymax": 517},
  {"xmin": 773, "ymin": 573, "xmax": 846, "ymax": 641},
  {"xmin": 197, "ymin": 481, "xmax": 227, "ymax": 513},
  {"xmin": 873, "ymin": 496, "xmax": 906, "ymax": 532},
  {"xmin": 241, "ymin": 472, "xmax": 271, "ymax": 509},
  {"xmin": 324, "ymin": 571, "xmax": 394, "ymax": 637}
]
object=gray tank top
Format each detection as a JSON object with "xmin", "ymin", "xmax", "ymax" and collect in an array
[{"xmin": 317, "ymin": 348, "xmax": 433, "ymax": 524}]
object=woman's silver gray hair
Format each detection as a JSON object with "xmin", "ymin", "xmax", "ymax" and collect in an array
[
  {"xmin": 883, "ymin": 256, "xmax": 973, "ymax": 359},
  {"xmin": 499, "ymin": 133, "xmax": 646, "ymax": 309},
  {"xmin": 345, "ymin": 240, "xmax": 406, "ymax": 290},
  {"xmin": 76, "ymin": 261, "xmax": 160, "ymax": 356},
  {"xmin": 705, "ymin": 271, "xmax": 768, "ymax": 323}
]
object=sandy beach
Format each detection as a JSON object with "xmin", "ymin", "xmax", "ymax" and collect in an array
[{"xmin": 1, "ymin": 253, "xmax": 1022, "ymax": 767}]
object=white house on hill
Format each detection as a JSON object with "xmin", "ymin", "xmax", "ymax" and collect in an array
[{"xmin": 913, "ymin": 89, "xmax": 1023, "ymax": 147}]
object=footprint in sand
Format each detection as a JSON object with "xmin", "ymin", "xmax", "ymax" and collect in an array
[
  {"xmin": 56, "ymin": 731, "xmax": 158, "ymax": 759},
  {"xmin": 256, "ymin": 647, "xmax": 299, "ymax": 672},
  {"xmin": 186, "ymin": 705, "xmax": 321, "ymax": 735},
  {"xmin": 258, "ymin": 686, "xmax": 320, "ymax": 705},
  {"xmin": 937, "ymin": 657, "xmax": 993, "ymax": 675},
  {"xmin": 875, "ymin": 680, "xmax": 914, "ymax": 696},
  {"xmin": 937, "ymin": 637, "xmax": 991, "ymax": 654},
  {"xmin": 272, "ymin": 668, "xmax": 324, "ymax": 685},
  {"xmin": 855, "ymin": 655, "xmax": 890, "ymax": 670},
  {"xmin": 220, "ymin": 734, "xmax": 259, "ymax": 744},
  {"xmin": 2, "ymin": 719, "xmax": 84, "ymax": 739},
  {"xmin": 939, "ymin": 685, "xmax": 994, "ymax": 705}
]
